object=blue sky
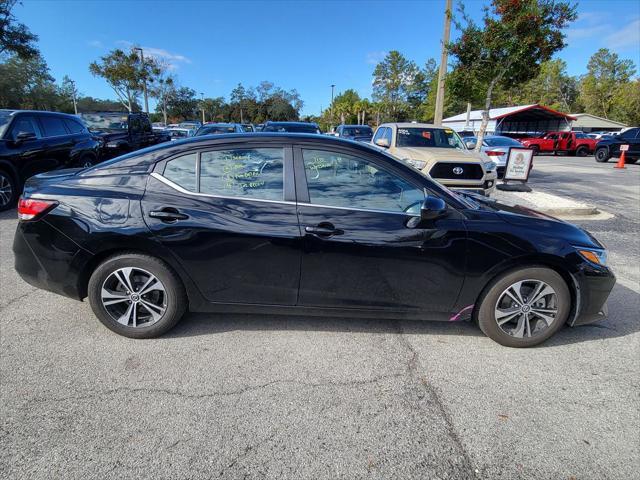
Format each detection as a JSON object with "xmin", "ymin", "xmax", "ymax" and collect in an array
[{"xmin": 14, "ymin": 0, "xmax": 640, "ymax": 115}]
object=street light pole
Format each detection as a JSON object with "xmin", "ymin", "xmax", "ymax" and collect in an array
[
  {"xmin": 434, "ymin": 0, "xmax": 452, "ymax": 126},
  {"xmin": 200, "ymin": 92, "xmax": 205, "ymax": 123},
  {"xmin": 330, "ymin": 84, "xmax": 335, "ymax": 128},
  {"xmin": 69, "ymin": 79, "xmax": 78, "ymax": 115},
  {"xmin": 134, "ymin": 47, "xmax": 149, "ymax": 114}
]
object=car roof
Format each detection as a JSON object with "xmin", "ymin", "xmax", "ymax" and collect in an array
[
  {"xmin": 0, "ymin": 109, "xmax": 80, "ymax": 119},
  {"xmin": 265, "ymin": 121, "xmax": 319, "ymax": 126},
  {"xmin": 340, "ymin": 124, "xmax": 372, "ymax": 128},
  {"xmin": 89, "ymin": 133, "xmax": 384, "ymax": 170},
  {"xmin": 378, "ymin": 122, "xmax": 443, "ymax": 129},
  {"xmin": 202, "ymin": 123, "xmax": 238, "ymax": 127}
]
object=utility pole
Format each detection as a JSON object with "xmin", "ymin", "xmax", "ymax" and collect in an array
[
  {"xmin": 200, "ymin": 92, "xmax": 205, "ymax": 123},
  {"xmin": 330, "ymin": 84, "xmax": 335, "ymax": 128},
  {"xmin": 134, "ymin": 47, "xmax": 149, "ymax": 114},
  {"xmin": 434, "ymin": 0, "xmax": 452, "ymax": 126},
  {"xmin": 69, "ymin": 79, "xmax": 78, "ymax": 115}
]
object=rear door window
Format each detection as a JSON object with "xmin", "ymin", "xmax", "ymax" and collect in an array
[
  {"xmin": 64, "ymin": 119, "xmax": 86, "ymax": 134},
  {"xmin": 200, "ymin": 148, "xmax": 284, "ymax": 201},
  {"xmin": 40, "ymin": 116, "xmax": 69, "ymax": 137}
]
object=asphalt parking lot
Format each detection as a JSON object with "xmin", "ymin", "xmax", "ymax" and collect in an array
[{"xmin": 1, "ymin": 155, "xmax": 638, "ymax": 479}]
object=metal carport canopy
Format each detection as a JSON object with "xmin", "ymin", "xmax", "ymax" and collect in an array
[{"xmin": 493, "ymin": 105, "xmax": 576, "ymax": 134}]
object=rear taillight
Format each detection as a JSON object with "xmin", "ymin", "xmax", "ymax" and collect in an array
[
  {"xmin": 485, "ymin": 150, "xmax": 503, "ymax": 156},
  {"xmin": 17, "ymin": 197, "xmax": 58, "ymax": 221}
]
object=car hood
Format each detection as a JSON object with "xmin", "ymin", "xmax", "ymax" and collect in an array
[
  {"xmin": 460, "ymin": 192, "xmax": 604, "ymax": 248},
  {"xmin": 393, "ymin": 147, "xmax": 483, "ymax": 163}
]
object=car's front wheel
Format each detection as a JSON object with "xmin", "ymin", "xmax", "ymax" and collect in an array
[
  {"xmin": 476, "ymin": 267, "xmax": 570, "ymax": 347},
  {"xmin": 595, "ymin": 147, "xmax": 610, "ymax": 163},
  {"xmin": 88, "ymin": 253, "xmax": 187, "ymax": 338}
]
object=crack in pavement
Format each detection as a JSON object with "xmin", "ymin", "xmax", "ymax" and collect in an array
[
  {"xmin": 0, "ymin": 287, "xmax": 38, "ymax": 314},
  {"xmin": 23, "ymin": 373, "xmax": 406, "ymax": 406},
  {"xmin": 394, "ymin": 320, "xmax": 476, "ymax": 477},
  {"xmin": 218, "ymin": 432, "xmax": 277, "ymax": 477}
]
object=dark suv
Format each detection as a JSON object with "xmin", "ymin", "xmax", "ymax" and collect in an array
[
  {"xmin": 594, "ymin": 127, "xmax": 640, "ymax": 163},
  {"xmin": 0, "ymin": 110, "xmax": 101, "ymax": 211}
]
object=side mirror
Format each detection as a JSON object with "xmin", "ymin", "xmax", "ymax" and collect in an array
[
  {"xmin": 375, "ymin": 137, "xmax": 390, "ymax": 148},
  {"xmin": 421, "ymin": 195, "xmax": 447, "ymax": 221},
  {"xmin": 464, "ymin": 139, "xmax": 476, "ymax": 150},
  {"xmin": 406, "ymin": 195, "xmax": 448, "ymax": 228},
  {"xmin": 15, "ymin": 131, "xmax": 36, "ymax": 143}
]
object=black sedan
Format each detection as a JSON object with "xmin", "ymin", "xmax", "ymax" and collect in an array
[{"xmin": 12, "ymin": 134, "xmax": 615, "ymax": 347}]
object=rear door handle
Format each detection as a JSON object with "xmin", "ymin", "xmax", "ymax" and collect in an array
[
  {"xmin": 305, "ymin": 223, "xmax": 343, "ymax": 237},
  {"xmin": 149, "ymin": 208, "xmax": 189, "ymax": 222}
]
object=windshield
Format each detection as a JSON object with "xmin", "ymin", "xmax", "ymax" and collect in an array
[
  {"xmin": 80, "ymin": 113, "xmax": 128, "ymax": 131},
  {"xmin": 197, "ymin": 125, "xmax": 236, "ymax": 135},
  {"xmin": 263, "ymin": 124, "xmax": 320, "ymax": 134},
  {"xmin": 0, "ymin": 111, "xmax": 13, "ymax": 138},
  {"xmin": 343, "ymin": 126, "xmax": 373, "ymax": 136},
  {"xmin": 396, "ymin": 127, "xmax": 465, "ymax": 149},
  {"xmin": 484, "ymin": 136, "xmax": 522, "ymax": 147},
  {"xmin": 575, "ymin": 132, "xmax": 589, "ymax": 139}
]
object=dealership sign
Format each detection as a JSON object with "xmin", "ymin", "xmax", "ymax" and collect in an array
[{"xmin": 504, "ymin": 147, "xmax": 534, "ymax": 181}]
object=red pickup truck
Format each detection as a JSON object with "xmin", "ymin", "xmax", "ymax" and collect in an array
[{"xmin": 519, "ymin": 131, "xmax": 597, "ymax": 156}]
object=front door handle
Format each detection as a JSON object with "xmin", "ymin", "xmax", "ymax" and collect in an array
[
  {"xmin": 305, "ymin": 223, "xmax": 343, "ymax": 237},
  {"xmin": 149, "ymin": 208, "xmax": 189, "ymax": 222}
]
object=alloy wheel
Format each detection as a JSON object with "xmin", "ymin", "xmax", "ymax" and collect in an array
[
  {"xmin": 0, "ymin": 173, "xmax": 13, "ymax": 207},
  {"xmin": 101, "ymin": 267, "xmax": 167, "ymax": 328},
  {"xmin": 494, "ymin": 279, "xmax": 558, "ymax": 338}
]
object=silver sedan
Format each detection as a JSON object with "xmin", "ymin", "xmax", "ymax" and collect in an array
[{"xmin": 463, "ymin": 135, "xmax": 527, "ymax": 178}]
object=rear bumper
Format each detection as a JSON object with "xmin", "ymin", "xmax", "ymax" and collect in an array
[{"xmin": 13, "ymin": 219, "xmax": 89, "ymax": 301}]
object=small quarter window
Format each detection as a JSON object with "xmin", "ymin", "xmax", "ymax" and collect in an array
[
  {"xmin": 200, "ymin": 148, "xmax": 284, "ymax": 200},
  {"xmin": 64, "ymin": 119, "xmax": 85, "ymax": 134},
  {"xmin": 163, "ymin": 153, "xmax": 197, "ymax": 192}
]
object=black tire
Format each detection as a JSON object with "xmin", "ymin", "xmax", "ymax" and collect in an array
[
  {"xmin": 575, "ymin": 146, "xmax": 588, "ymax": 157},
  {"xmin": 88, "ymin": 253, "xmax": 187, "ymax": 338},
  {"xmin": 0, "ymin": 169, "xmax": 18, "ymax": 212},
  {"xmin": 595, "ymin": 147, "xmax": 610, "ymax": 163},
  {"xmin": 76, "ymin": 153, "xmax": 96, "ymax": 168},
  {"xmin": 530, "ymin": 146, "xmax": 540, "ymax": 156},
  {"xmin": 625, "ymin": 157, "xmax": 638, "ymax": 164},
  {"xmin": 475, "ymin": 267, "xmax": 571, "ymax": 348}
]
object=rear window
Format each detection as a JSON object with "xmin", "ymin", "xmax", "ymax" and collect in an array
[
  {"xmin": 343, "ymin": 126, "xmax": 373, "ymax": 136},
  {"xmin": 198, "ymin": 126, "xmax": 236, "ymax": 135},
  {"xmin": 40, "ymin": 116, "xmax": 68, "ymax": 137},
  {"xmin": 484, "ymin": 137, "xmax": 522, "ymax": 147},
  {"xmin": 263, "ymin": 124, "xmax": 320, "ymax": 134}
]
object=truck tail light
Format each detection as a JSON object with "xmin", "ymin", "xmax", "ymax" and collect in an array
[
  {"xmin": 485, "ymin": 150, "xmax": 503, "ymax": 156},
  {"xmin": 17, "ymin": 197, "xmax": 58, "ymax": 221}
]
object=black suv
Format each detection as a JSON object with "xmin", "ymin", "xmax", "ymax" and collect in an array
[
  {"xmin": 594, "ymin": 127, "xmax": 640, "ymax": 163},
  {"xmin": 0, "ymin": 110, "xmax": 101, "ymax": 211}
]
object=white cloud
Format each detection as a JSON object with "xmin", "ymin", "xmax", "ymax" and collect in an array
[
  {"xmin": 116, "ymin": 40, "xmax": 192, "ymax": 69},
  {"xmin": 605, "ymin": 18, "xmax": 640, "ymax": 49},
  {"xmin": 565, "ymin": 24, "xmax": 608, "ymax": 41},
  {"xmin": 87, "ymin": 40, "xmax": 103, "ymax": 48},
  {"xmin": 366, "ymin": 51, "xmax": 387, "ymax": 65}
]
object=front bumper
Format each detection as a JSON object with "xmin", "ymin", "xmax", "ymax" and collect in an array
[{"xmin": 569, "ymin": 264, "xmax": 616, "ymax": 326}]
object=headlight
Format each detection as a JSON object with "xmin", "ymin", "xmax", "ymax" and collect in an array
[
  {"xmin": 404, "ymin": 158, "xmax": 427, "ymax": 170},
  {"xmin": 483, "ymin": 161, "xmax": 497, "ymax": 172},
  {"xmin": 576, "ymin": 247, "xmax": 607, "ymax": 266}
]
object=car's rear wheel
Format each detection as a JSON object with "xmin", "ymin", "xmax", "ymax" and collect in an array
[
  {"xmin": 88, "ymin": 253, "xmax": 187, "ymax": 338},
  {"xmin": 77, "ymin": 153, "xmax": 96, "ymax": 168},
  {"xmin": 595, "ymin": 147, "xmax": 610, "ymax": 163},
  {"xmin": 0, "ymin": 169, "xmax": 18, "ymax": 212},
  {"xmin": 575, "ymin": 146, "xmax": 588, "ymax": 157},
  {"xmin": 625, "ymin": 157, "xmax": 638, "ymax": 164},
  {"xmin": 476, "ymin": 267, "xmax": 570, "ymax": 347}
]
